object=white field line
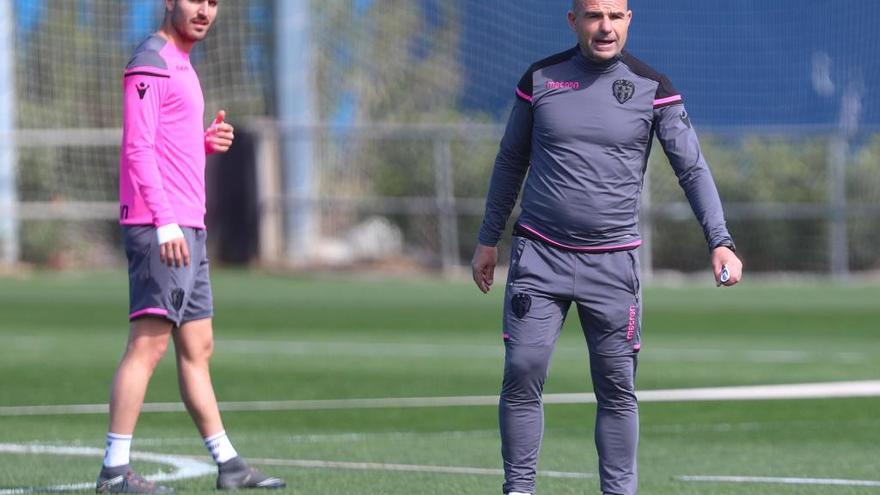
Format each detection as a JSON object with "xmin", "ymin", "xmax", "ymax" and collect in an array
[
  {"xmin": 676, "ymin": 475, "xmax": 880, "ymax": 488},
  {"xmin": 0, "ymin": 444, "xmax": 594, "ymax": 488},
  {"xmin": 243, "ymin": 456, "xmax": 594, "ymax": 479},
  {"xmin": 216, "ymin": 338, "xmax": 870, "ymax": 364},
  {"xmin": 135, "ymin": 429, "xmax": 503, "ymax": 446},
  {"xmin": 3, "ymin": 336, "xmax": 870, "ymax": 364},
  {"xmin": 136, "ymin": 415, "xmax": 880, "ymax": 446},
  {"xmin": 1, "ymin": 443, "xmax": 878, "ymax": 489},
  {"xmin": 645, "ymin": 417, "xmax": 880, "ymax": 434},
  {"xmin": 0, "ymin": 444, "xmax": 215, "ymax": 494},
  {"xmin": 131, "ymin": 415, "xmax": 880, "ymax": 448},
  {"xmin": 2, "ymin": 381, "xmax": 880, "ymax": 417},
  {"xmin": 243, "ymin": 458, "xmax": 880, "ymax": 488}
]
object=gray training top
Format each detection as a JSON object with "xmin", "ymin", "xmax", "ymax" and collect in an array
[{"xmin": 478, "ymin": 46, "xmax": 735, "ymax": 252}]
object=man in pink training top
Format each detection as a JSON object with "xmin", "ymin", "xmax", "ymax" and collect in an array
[{"xmin": 97, "ymin": 1, "xmax": 285, "ymax": 492}]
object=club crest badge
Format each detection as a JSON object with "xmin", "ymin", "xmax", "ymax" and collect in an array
[
  {"xmin": 170, "ymin": 288, "xmax": 185, "ymax": 311},
  {"xmin": 612, "ymin": 79, "xmax": 635, "ymax": 104},
  {"xmin": 511, "ymin": 293, "xmax": 532, "ymax": 319},
  {"xmin": 679, "ymin": 110, "xmax": 692, "ymax": 128}
]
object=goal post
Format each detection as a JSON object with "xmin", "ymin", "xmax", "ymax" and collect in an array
[{"xmin": 0, "ymin": 0, "xmax": 16, "ymax": 265}]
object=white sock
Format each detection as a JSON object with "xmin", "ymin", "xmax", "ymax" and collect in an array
[
  {"xmin": 204, "ymin": 430, "xmax": 238, "ymax": 464},
  {"xmin": 103, "ymin": 432, "xmax": 133, "ymax": 468},
  {"xmin": 507, "ymin": 492, "xmax": 532, "ymax": 495}
]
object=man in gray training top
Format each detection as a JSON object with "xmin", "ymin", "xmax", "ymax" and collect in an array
[{"xmin": 471, "ymin": 1, "xmax": 743, "ymax": 494}]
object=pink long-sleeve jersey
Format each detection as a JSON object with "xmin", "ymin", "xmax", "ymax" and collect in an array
[{"xmin": 119, "ymin": 34, "xmax": 212, "ymax": 229}]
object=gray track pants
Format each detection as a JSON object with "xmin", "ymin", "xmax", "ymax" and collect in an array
[{"xmin": 500, "ymin": 236, "xmax": 641, "ymax": 495}]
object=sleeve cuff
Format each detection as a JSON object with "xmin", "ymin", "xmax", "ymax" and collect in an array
[
  {"xmin": 477, "ymin": 232, "xmax": 500, "ymax": 248},
  {"xmin": 156, "ymin": 223, "xmax": 184, "ymax": 244},
  {"xmin": 710, "ymin": 239, "xmax": 736, "ymax": 253}
]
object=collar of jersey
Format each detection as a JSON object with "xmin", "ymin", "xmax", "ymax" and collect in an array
[
  {"xmin": 572, "ymin": 45, "xmax": 622, "ymax": 74},
  {"xmin": 150, "ymin": 33, "xmax": 192, "ymax": 62}
]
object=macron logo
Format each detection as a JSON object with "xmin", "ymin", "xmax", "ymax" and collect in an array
[
  {"xmin": 136, "ymin": 82, "xmax": 149, "ymax": 100},
  {"xmin": 626, "ymin": 305, "xmax": 637, "ymax": 341},
  {"xmin": 546, "ymin": 80, "xmax": 580, "ymax": 90}
]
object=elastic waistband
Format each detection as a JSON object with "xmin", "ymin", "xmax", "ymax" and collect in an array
[
  {"xmin": 514, "ymin": 223, "xmax": 641, "ymax": 254},
  {"xmin": 120, "ymin": 223, "xmax": 206, "ymax": 232}
]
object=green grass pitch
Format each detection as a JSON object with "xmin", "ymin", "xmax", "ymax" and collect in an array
[{"xmin": 0, "ymin": 271, "xmax": 878, "ymax": 494}]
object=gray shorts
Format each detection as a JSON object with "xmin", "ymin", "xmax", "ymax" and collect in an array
[
  {"xmin": 503, "ymin": 235, "xmax": 642, "ymax": 355},
  {"xmin": 123, "ymin": 225, "xmax": 214, "ymax": 327}
]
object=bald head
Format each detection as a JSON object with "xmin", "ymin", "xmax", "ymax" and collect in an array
[{"xmin": 571, "ymin": 0, "xmax": 628, "ymax": 15}]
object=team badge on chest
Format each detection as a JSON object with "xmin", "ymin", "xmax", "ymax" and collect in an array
[{"xmin": 612, "ymin": 79, "xmax": 635, "ymax": 104}]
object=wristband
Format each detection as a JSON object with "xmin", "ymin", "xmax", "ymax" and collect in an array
[{"xmin": 156, "ymin": 223, "xmax": 184, "ymax": 244}]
